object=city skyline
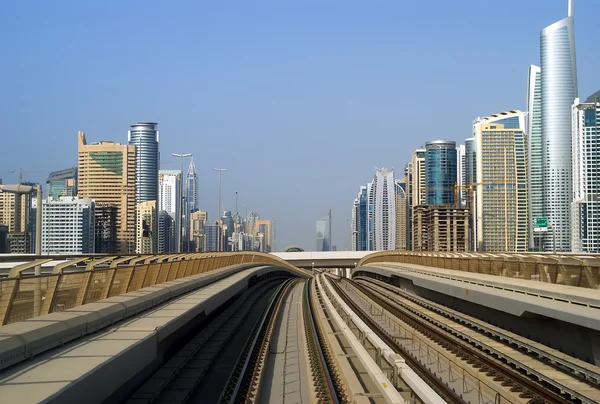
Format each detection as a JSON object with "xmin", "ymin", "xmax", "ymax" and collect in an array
[{"xmin": 1, "ymin": 1, "xmax": 599, "ymax": 250}]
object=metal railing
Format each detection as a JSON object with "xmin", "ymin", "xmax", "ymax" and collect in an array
[
  {"xmin": 0, "ymin": 252, "xmax": 297, "ymax": 326},
  {"xmin": 357, "ymin": 251, "xmax": 600, "ymax": 289}
]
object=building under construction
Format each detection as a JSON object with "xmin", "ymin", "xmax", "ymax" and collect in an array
[{"xmin": 412, "ymin": 204, "xmax": 470, "ymax": 252}]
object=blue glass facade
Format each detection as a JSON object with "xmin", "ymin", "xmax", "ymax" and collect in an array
[
  {"xmin": 358, "ymin": 187, "xmax": 367, "ymax": 251},
  {"xmin": 128, "ymin": 122, "xmax": 160, "ymax": 205},
  {"xmin": 425, "ymin": 140, "xmax": 457, "ymax": 205}
]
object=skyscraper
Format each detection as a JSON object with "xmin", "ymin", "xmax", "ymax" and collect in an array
[
  {"xmin": 136, "ymin": 200, "xmax": 156, "ymax": 254},
  {"xmin": 158, "ymin": 210, "xmax": 175, "ymax": 253},
  {"xmin": 95, "ymin": 205, "xmax": 117, "ymax": 253},
  {"xmin": 474, "ymin": 111, "xmax": 528, "ymax": 252},
  {"xmin": 42, "ymin": 197, "xmax": 95, "ymax": 254},
  {"xmin": 187, "ymin": 159, "xmax": 198, "ymax": 212},
  {"xmin": 316, "ymin": 210, "xmax": 332, "ymax": 251},
  {"xmin": 456, "ymin": 144, "xmax": 467, "ymax": 207},
  {"xmin": 425, "ymin": 140, "xmax": 457, "ymax": 205},
  {"xmin": 351, "ymin": 186, "xmax": 367, "ymax": 251},
  {"xmin": 158, "ymin": 170, "xmax": 181, "ymax": 251},
  {"xmin": 526, "ymin": 65, "xmax": 543, "ymax": 250},
  {"xmin": 128, "ymin": 122, "xmax": 160, "ymax": 205},
  {"xmin": 46, "ymin": 168, "xmax": 77, "ymax": 200},
  {"xmin": 395, "ymin": 179, "xmax": 408, "ymax": 250},
  {"xmin": 571, "ymin": 91, "xmax": 600, "ymax": 252},
  {"xmin": 541, "ymin": 0, "xmax": 578, "ymax": 251},
  {"xmin": 411, "ymin": 148, "xmax": 426, "ymax": 207},
  {"xmin": 368, "ymin": 168, "xmax": 396, "ymax": 251},
  {"xmin": 77, "ymin": 131, "xmax": 136, "ymax": 253}
]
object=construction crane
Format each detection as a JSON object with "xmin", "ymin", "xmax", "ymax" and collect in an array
[{"xmin": 10, "ymin": 169, "xmax": 45, "ymax": 184}]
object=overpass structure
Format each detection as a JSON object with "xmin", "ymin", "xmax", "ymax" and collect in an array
[
  {"xmin": 272, "ymin": 250, "xmax": 371, "ymax": 269},
  {"xmin": 0, "ymin": 250, "xmax": 599, "ymax": 403}
]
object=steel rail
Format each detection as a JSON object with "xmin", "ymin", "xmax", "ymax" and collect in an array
[
  {"xmin": 219, "ymin": 279, "xmax": 294, "ymax": 403},
  {"xmin": 356, "ymin": 276, "xmax": 600, "ymax": 386},
  {"xmin": 303, "ymin": 278, "xmax": 343, "ymax": 403},
  {"xmin": 326, "ymin": 277, "xmax": 464, "ymax": 404},
  {"xmin": 345, "ymin": 278, "xmax": 572, "ymax": 404}
]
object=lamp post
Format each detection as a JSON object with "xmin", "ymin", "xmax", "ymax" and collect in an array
[
  {"xmin": 1, "ymin": 184, "xmax": 43, "ymax": 315},
  {"xmin": 172, "ymin": 153, "xmax": 192, "ymax": 252},
  {"xmin": 213, "ymin": 168, "xmax": 227, "ymax": 251}
]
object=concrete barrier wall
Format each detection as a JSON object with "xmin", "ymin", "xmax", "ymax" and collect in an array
[
  {"xmin": 0, "ymin": 252, "xmax": 300, "ymax": 325},
  {"xmin": 357, "ymin": 251, "xmax": 600, "ymax": 289}
]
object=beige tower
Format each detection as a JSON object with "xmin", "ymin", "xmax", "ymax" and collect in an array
[
  {"xmin": 190, "ymin": 210, "xmax": 207, "ymax": 252},
  {"xmin": 136, "ymin": 201, "xmax": 156, "ymax": 254},
  {"xmin": 77, "ymin": 131, "xmax": 136, "ymax": 253},
  {"xmin": 395, "ymin": 179, "xmax": 407, "ymax": 250}
]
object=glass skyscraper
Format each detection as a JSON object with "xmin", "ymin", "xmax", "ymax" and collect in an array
[
  {"xmin": 571, "ymin": 91, "xmax": 600, "ymax": 253},
  {"xmin": 368, "ymin": 168, "xmax": 396, "ymax": 250},
  {"xmin": 128, "ymin": 122, "xmax": 160, "ymax": 205},
  {"xmin": 527, "ymin": 65, "xmax": 543, "ymax": 250},
  {"xmin": 351, "ymin": 186, "xmax": 367, "ymax": 251},
  {"xmin": 540, "ymin": 0, "xmax": 578, "ymax": 251},
  {"xmin": 425, "ymin": 140, "xmax": 457, "ymax": 205},
  {"xmin": 316, "ymin": 210, "xmax": 331, "ymax": 251},
  {"xmin": 46, "ymin": 167, "xmax": 77, "ymax": 200}
]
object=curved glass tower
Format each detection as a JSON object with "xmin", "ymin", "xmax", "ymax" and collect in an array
[
  {"xmin": 540, "ymin": 0, "xmax": 577, "ymax": 251},
  {"xmin": 425, "ymin": 140, "xmax": 457, "ymax": 205},
  {"xmin": 128, "ymin": 122, "xmax": 160, "ymax": 205}
]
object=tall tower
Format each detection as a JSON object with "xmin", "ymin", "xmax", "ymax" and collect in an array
[
  {"xmin": 474, "ymin": 111, "xmax": 529, "ymax": 252},
  {"xmin": 158, "ymin": 170, "xmax": 182, "ymax": 252},
  {"xmin": 526, "ymin": 65, "xmax": 543, "ymax": 250},
  {"xmin": 187, "ymin": 158, "xmax": 198, "ymax": 212},
  {"xmin": 368, "ymin": 168, "xmax": 396, "ymax": 251},
  {"xmin": 78, "ymin": 131, "xmax": 136, "ymax": 253},
  {"xmin": 128, "ymin": 122, "xmax": 159, "ymax": 205},
  {"xmin": 571, "ymin": 91, "xmax": 600, "ymax": 252},
  {"xmin": 540, "ymin": 0, "xmax": 578, "ymax": 251},
  {"xmin": 425, "ymin": 140, "xmax": 457, "ymax": 205}
]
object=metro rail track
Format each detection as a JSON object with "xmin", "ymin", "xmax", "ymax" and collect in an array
[
  {"xmin": 302, "ymin": 278, "xmax": 343, "ymax": 404},
  {"xmin": 220, "ymin": 278, "xmax": 343, "ymax": 403},
  {"xmin": 326, "ymin": 275, "xmax": 464, "ymax": 404},
  {"xmin": 339, "ymin": 276, "xmax": 595, "ymax": 404}
]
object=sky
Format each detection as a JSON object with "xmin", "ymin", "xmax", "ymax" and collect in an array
[{"xmin": 0, "ymin": 0, "xmax": 598, "ymax": 251}]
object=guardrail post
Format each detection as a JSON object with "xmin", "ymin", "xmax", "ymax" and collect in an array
[{"xmin": 0, "ymin": 279, "xmax": 19, "ymax": 325}]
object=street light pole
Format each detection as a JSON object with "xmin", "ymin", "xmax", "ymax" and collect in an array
[
  {"xmin": 172, "ymin": 153, "xmax": 192, "ymax": 252},
  {"xmin": 213, "ymin": 168, "xmax": 227, "ymax": 251}
]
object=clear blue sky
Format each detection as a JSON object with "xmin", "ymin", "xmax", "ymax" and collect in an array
[{"xmin": 0, "ymin": 1, "xmax": 598, "ymax": 251}]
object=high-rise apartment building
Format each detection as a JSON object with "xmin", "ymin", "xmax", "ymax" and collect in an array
[
  {"xmin": 42, "ymin": 197, "xmax": 95, "ymax": 254},
  {"xmin": 158, "ymin": 170, "xmax": 181, "ymax": 251},
  {"xmin": 368, "ymin": 168, "xmax": 396, "ymax": 251},
  {"xmin": 395, "ymin": 179, "xmax": 408, "ymax": 250},
  {"xmin": 77, "ymin": 131, "xmax": 136, "ymax": 253},
  {"xmin": 158, "ymin": 210, "xmax": 175, "ymax": 253},
  {"xmin": 316, "ymin": 210, "xmax": 331, "ymax": 251},
  {"xmin": 572, "ymin": 91, "xmax": 600, "ymax": 252},
  {"xmin": 412, "ymin": 205, "xmax": 469, "ymax": 252},
  {"xmin": 541, "ymin": 0, "xmax": 578, "ymax": 251},
  {"xmin": 527, "ymin": 65, "xmax": 543, "ymax": 250},
  {"xmin": 351, "ymin": 186, "xmax": 367, "ymax": 251},
  {"xmin": 456, "ymin": 144, "xmax": 467, "ymax": 207},
  {"xmin": 47, "ymin": 168, "xmax": 77, "ymax": 200},
  {"xmin": 425, "ymin": 140, "xmax": 457, "ymax": 205},
  {"xmin": 203, "ymin": 220, "xmax": 220, "ymax": 252},
  {"xmin": 136, "ymin": 201, "xmax": 156, "ymax": 254},
  {"xmin": 474, "ymin": 111, "xmax": 528, "ymax": 252},
  {"xmin": 95, "ymin": 205, "xmax": 117, "ymax": 253},
  {"xmin": 190, "ymin": 210, "xmax": 207, "ymax": 252},
  {"xmin": 255, "ymin": 219, "xmax": 272, "ymax": 253},
  {"xmin": 411, "ymin": 149, "xmax": 426, "ymax": 207},
  {"xmin": 128, "ymin": 122, "xmax": 159, "ymax": 205}
]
